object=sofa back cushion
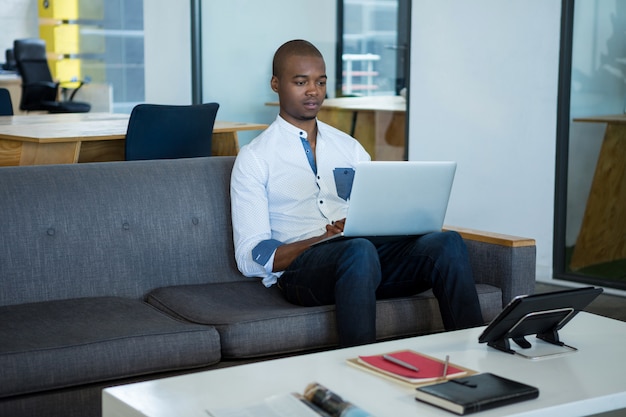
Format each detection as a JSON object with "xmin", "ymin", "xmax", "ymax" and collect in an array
[{"xmin": 0, "ymin": 156, "xmax": 243, "ymax": 306}]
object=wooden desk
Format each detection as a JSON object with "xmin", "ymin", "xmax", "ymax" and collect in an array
[
  {"xmin": 267, "ymin": 95, "xmax": 407, "ymax": 160},
  {"xmin": 570, "ymin": 115, "xmax": 626, "ymax": 270},
  {"xmin": 0, "ymin": 113, "xmax": 268, "ymax": 166}
]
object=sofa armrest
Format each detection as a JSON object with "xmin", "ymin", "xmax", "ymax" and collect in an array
[{"xmin": 444, "ymin": 225, "xmax": 536, "ymax": 307}]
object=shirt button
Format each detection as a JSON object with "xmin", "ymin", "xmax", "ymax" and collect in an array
[{"xmin": 319, "ymin": 200, "xmax": 324, "ymax": 204}]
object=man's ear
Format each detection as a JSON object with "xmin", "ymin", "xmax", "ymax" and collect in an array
[{"xmin": 271, "ymin": 76, "xmax": 279, "ymax": 93}]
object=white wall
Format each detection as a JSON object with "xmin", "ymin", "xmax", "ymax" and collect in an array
[
  {"xmin": 408, "ymin": 0, "xmax": 562, "ymax": 281},
  {"xmin": 143, "ymin": 0, "xmax": 192, "ymax": 105},
  {"xmin": 0, "ymin": 0, "xmax": 38, "ymax": 58},
  {"xmin": 200, "ymin": 0, "xmax": 337, "ymax": 146}
]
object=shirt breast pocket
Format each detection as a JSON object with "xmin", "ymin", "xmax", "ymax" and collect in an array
[{"xmin": 333, "ymin": 167, "xmax": 355, "ymax": 201}]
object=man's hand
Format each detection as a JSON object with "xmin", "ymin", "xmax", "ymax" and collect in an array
[
  {"xmin": 325, "ymin": 218, "xmax": 346, "ymax": 237},
  {"xmin": 272, "ymin": 218, "xmax": 347, "ymax": 272}
]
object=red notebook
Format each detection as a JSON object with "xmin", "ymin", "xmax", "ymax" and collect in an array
[{"xmin": 351, "ymin": 350, "xmax": 469, "ymax": 384}]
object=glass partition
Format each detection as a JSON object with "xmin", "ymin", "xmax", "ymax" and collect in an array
[
  {"xmin": 555, "ymin": 0, "xmax": 626, "ymax": 289},
  {"xmin": 335, "ymin": 0, "xmax": 410, "ymax": 160},
  {"xmin": 338, "ymin": 0, "xmax": 410, "ymax": 97},
  {"xmin": 47, "ymin": 0, "xmax": 145, "ymax": 114}
]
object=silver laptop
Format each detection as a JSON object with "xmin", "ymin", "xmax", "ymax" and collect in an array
[{"xmin": 315, "ymin": 161, "xmax": 457, "ymax": 245}]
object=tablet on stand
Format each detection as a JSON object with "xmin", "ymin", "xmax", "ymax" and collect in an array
[{"xmin": 478, "ymin": 286, "xmax": 603, "ymax": 359}]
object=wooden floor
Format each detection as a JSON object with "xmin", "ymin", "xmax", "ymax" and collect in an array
[{"xmin": 535, "ymin": 282, "xmax": 626, "ymax": 322}]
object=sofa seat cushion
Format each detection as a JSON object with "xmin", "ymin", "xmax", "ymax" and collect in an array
[
  {"xmin": 376, "ymin": 283, "xmax": 503, "ymax": 339},
  {"xmin": 147, "ymin": 281, "xmax": 502, "ymax": 359},
  {"xmin": 0, "ymin": 297, "xmax": 221, "ymax": 398}
]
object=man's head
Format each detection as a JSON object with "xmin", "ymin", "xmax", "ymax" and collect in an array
[{"xmin": 271, "ymin": 40, "xmax": 327, "ymax": 127}]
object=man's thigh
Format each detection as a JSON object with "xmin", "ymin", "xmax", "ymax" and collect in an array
[
  {"xmin": 279, "ymin": 238, "xmax": 379, "ymax": 306},
  {"xmin": 375, "ymin": 232, "xmax": 463, "ymax": 298}
]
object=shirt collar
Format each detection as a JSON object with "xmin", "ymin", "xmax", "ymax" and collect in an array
[{"xmin": 275, "ymin": 115, "xmax": 317, "ymax": 140}]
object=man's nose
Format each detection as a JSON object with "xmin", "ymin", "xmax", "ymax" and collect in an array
[{"xmin": 306, "ymin": 85, "xmax": 321, "ymax": 96}]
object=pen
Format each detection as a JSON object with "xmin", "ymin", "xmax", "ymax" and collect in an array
[
  {"xmin": 443, "ymin": 355, "xmax": 449, "ymax": 377},
  {"xmin": 383, "ymin": 354, "xmax": 419, "ymax": 372}
]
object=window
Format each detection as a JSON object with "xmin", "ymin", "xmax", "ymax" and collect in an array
[
  {"xmin": 68, "ymin": 0, "xmax": 144, "ymax": 113},
  {"xmin": 335, "ymin": 0, "xmax": 410, "ymax": 161},
  {"xmin": 337, "ymin": 0, "xmax": 409, "ymax": 97},
  {"xmin": 99, "ymin": 0, "xmax": 144, "ymax": 113}
]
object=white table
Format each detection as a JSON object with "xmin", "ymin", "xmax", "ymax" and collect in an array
[{"xmin": 102, "ymin": 312, "xmax": 626, "ymax": 417}]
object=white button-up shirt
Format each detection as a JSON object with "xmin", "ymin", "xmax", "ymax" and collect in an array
[{"xmin": 231, "ymin": 115, "xmax": 370, "ymax": 286}]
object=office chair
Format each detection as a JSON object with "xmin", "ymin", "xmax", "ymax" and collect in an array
[
  {"xmin": 0, "ymin": 88, "xmax": 13, "ymax": 115},
  {"xmin": 13, "ymin": 38, "xmax": 90, "ymax": 113},
  {"xmin": 125, "ymin": 102, "xmax": 220, "ymax": 161},
  {"xmin": 2, "ymin": 49, "xmax": 16, "ymax": 71}
]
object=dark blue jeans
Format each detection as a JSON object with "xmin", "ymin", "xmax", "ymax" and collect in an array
[{"xmin": 277, "ymin": 231, "xmax": 483, "ymax": 347}]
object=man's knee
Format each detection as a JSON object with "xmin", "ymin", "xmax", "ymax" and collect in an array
[
  {"xmin": 427, "ymin": 230, "xmax": 464, "ymax": 246},
  {"xmin": 342, "ymin": 238, "xmax": 378, "ymax": 257},
  {"xmin": 344, "ymin": 238, "xmax": 379, "ymax": 264},
  {"xmin": 421, "ymin": 231, "xmax": 467, "ymax": 261}
]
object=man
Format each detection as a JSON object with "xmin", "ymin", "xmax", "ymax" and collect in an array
[{"xmin": 231, "ymin": 39, "xmax": 483, "ymax": 347}]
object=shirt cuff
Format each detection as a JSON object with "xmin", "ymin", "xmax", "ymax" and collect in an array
[{"xmin": 252, "ymin": 238, "xmax": 283, "ymax": 269}]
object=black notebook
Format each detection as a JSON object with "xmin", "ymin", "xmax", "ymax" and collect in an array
[{"xmin": 415, "ymin": 372, "xmax": 539, "ymax": 415}]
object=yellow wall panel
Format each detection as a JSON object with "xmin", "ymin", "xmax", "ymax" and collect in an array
[
  {"xmin": 38, "ymin": 0, "xmax": 103, "ymax": 21},
  {"xmin": 40, "ymin": 24, "xmax": 80, "ymax": 55},
  {"xmin": 39, "ymin": 0, "xmax": 79, "ymax": 21},
  {"xmin": 49, "ymin": 58, "xmax": 82, "ymax": 87}
]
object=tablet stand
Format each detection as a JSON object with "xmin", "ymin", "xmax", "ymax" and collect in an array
[{"xmin": 487, "ymin": 308, "xmax": 579, "ymax": 359}]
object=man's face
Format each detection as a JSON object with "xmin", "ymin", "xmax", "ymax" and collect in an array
[{"xmin": 272, "ymin": 54, "xmax": 327, "ymax": 127}]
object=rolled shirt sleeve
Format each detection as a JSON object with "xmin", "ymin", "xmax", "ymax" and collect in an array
[{"xmin": 230, "ymin": 147, "xmax": 279, "ymax": 285}]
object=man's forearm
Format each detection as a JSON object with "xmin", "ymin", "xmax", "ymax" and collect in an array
[
  {"xmin": 272, "ymin": 222, "xmax": 344, "ymax": 272},
  {"xmin": 272, "ymin": 238, "xmax": 315, "ymax": 272}
]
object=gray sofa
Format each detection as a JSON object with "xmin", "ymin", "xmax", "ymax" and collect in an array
[{"xmin": 0, "ymin": 156, "xmax": 536, "ymax": 417}]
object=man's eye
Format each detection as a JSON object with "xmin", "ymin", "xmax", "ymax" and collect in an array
[
  {"xmin": 295, "ymin": 81, "xmax": 306, "ymax": 86},
  {"xmin": 317, "ymin": 81, "xmax": 326, "ymax": 86}
]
